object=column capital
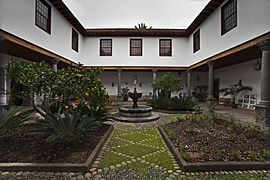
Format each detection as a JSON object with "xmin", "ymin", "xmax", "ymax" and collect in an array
[
  {"xmin": 208, "ymin": 61, "xmax": 214, "ymax": 68},
  {"xmin": 257, "ymin": 39, "xmax": 270, "ymax": 51},
  {"xmin": 152, "ymin": 69, "xmax": 157, "ymax": 73},
  {"xmin": 117, "ymin": 68, "xmax": 122, "ymax": 73},
  {"xmin": 51, "ymin": 59, "xmax": 59, "ymax": 65},
  {"xmin": 186, "ymin": 69, "xmax": 191, "ymax": 73}
]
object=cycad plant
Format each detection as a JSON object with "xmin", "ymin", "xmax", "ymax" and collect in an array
[
  {"xmin": 0, "ymin": 107, "xmax": 35, "ymax": 136},
  {"xmin": 219, "ymin": 80, "xmax": 252, "ymax": 107},
  {"xmin": 0, "ymin": 107, "xmax": 35, "ymax": 149},
  {"xmin": 34, "ymin": 104, "xmax": 109, "ymax": 141}
]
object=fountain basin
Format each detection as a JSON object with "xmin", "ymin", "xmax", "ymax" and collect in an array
[
  {"xmin": 119, "ymin": 105, "xmax": 152, "ymax": 118},
  {"xmin": 113, "ymin": 105, "xmax": 160, "ymax": 123}
]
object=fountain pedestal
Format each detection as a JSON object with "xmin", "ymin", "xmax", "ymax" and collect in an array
[
  {"xmin": 129, "ymin": 89, "xmax": 142, "ymax": 108},
  {"xmin": 113, "ymin": 88, "xmax": 160, "ymax": 123}
]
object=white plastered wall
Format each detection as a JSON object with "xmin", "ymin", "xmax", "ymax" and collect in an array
[
  {"xmin": 82, "ymin": 37, "xmax": 189, "ymax": 67},
  {"xmin": 99, "ymin": 70, "xmax": 209, "ymax": 97},
  {"xmin": 0, "ymin": 0, "xmax": 83, "ymax": 62},
  {"xmin": 214, "ymin": 59, "xmax": 261, "ymax": 101},
  {"xmin": 188, "ymin": 0, "xmax": 270, "ymax": 65}
]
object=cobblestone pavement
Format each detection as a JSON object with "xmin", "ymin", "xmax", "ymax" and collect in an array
[{"xmin": 0, "ymin": 121, "xmax": 270, "ymax": 179}]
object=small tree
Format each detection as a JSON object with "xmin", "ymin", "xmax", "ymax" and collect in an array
[
  {"xmin": 6, "ymin": 60, "xmax": 109, "ymax": 117},
  {"xmin": 153, "ymin": 72, "xmax": 183, "ymax": 99}
]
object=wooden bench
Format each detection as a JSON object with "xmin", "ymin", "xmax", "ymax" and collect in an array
[{"xmin": 219, "ymin": 98, "xmax": 231, "ymax": 106}]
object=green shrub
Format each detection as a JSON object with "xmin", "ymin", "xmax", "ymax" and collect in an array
[
  {"xmin": 263, "ymin": 150, "xmax": 270, "ymax": 160},
  {"xmin": 232, "ymin": 150, "xmax": 242, "ymax": 161},
  {"xmin": 248, "ymin": 151, "xmax": 261, "ymax": 161},
  {"xmin": 192, "ymin": 85, "xmax": 208, "ymax": 102},
  {"xmin": 166, "ymin": 128, "xmax": 177, "ymax": 140},
  {"xmin": 179, "ymin": 143, "xmax": 190, "ymax": 161},
  {"xmin": 148, "ymin": 96, "xmax": 197, "ymax": 111}
]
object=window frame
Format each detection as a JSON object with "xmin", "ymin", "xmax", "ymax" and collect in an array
[
  {"xmin": 130, "ymin": 39, "xmax": 143, "ymax": 56},
  {"xmin": 100, "ymin": 39, "xmax": 112, "ymax": 56},
  {"xmin": 35, "ymin": 0, "xmax": 51, "ymax": 34},
  {"xmin": 221, "ymin": 0, "xmax": 237, "ymax": 35},
  {"xmin": 193, "ymin": 29, "xmax": 200, "ymax": 53},
  {"xmin": 159, "ymin": 39, "xmax": 172, "ymax": 57},
  {"xmin": 72, "ymin": 29, "xmax": 79, "ymax": 52}
]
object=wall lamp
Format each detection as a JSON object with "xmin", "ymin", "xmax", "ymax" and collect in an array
[{"xmin": 254, "ymin": 60, "xmax": 261, "ymax": 71}]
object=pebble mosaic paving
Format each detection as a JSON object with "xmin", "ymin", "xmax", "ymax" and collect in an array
[{"xmin": 0, "ymin": 122, "xmax": 270, "ymax": 179}]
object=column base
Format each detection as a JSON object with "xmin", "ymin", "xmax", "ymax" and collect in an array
[{"xmin": 255, "ymin": 103, "xmax": 270, "ymax": 133}]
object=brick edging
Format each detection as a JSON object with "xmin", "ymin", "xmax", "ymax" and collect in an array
[
  {"xmin": 0, "ymin": 125, "xmax": 114, "ymax": 172},
  {"xmin": 158, "ymin": 126, "xmax": 270, "ymax": 172}
]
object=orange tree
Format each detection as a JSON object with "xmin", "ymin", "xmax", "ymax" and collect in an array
[
  {"xmin": 6, "ymin": 60, "xmax": 110, "ymax": 140},
  {"xmin": 6, "ymin": 60, "xmax": 109, "ymax": 116}
]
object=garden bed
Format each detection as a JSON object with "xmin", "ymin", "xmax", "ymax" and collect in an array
[
  {"xmin": 159, "ymin": 114, "xmax": 270, "ymax": 171},
  {"xmin": 0, "ymin": 124, "xmax": 113, "ymax": 172}
]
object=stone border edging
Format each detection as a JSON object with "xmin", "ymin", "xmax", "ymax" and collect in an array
[
  {"xmin": 153, "ymin": 109, "xmax": 193, "ymax": 114},
  {"xmin": 0, "ymin": 125, "xmax": 114, "ymax": 172},
  {"xmin": 158, "ymin": 126, "xmax": 270, "ymax": 172},
  {"xmin": 112, "ymin": 112, "xmax": 160, "ymax": 123}
]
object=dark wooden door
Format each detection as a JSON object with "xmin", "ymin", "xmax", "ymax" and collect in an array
[{"xmin": 213, "ymin": 78, "xmax": 220, "ymax": 100}]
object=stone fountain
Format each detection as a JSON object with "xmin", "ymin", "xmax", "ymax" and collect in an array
[{"xmin": 113, "ymin": 79, "xmax": 160, "ymax": 123}]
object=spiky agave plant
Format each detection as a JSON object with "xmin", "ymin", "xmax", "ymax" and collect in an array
[
  {"xmin": 219, "ymin": 81, "xmax": 252, "ymax": 107},
  {"xmin": 0, "ymin": 107, "xmax": 35, "ymax": 136}
]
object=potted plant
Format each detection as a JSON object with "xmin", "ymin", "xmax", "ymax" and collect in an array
[
  {"xmin": 121, "ymin": 87, "xmax": 130, "ymax": 101},
  {"xmin": 219, "ymin": 80, "xmax": 252, "ymax": 108}
]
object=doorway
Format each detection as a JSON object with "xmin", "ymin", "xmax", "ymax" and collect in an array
[{"xmin": 213, "ymin": 78, "xmax": 220, "ymax": 100}]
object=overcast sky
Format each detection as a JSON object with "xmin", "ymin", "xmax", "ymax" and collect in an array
[{"xmin": 62, "ymin": 0, "xmax": 210, "ymax": 29}]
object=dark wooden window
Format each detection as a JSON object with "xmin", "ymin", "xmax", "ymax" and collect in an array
[
  {"xmin": 159, "ymin": 39, "xmax": 172, "ymax": 56},
  {"xmin": 35, "ymin": 0, "xmax": 51, "ymax": 34},
  {"xmin": 221, "ymin": 0, "xmax": 237, "ymax": 35},
  {"xmin": 72, "ymin": 29, "xmax": 79, "ymax": 52},
  {"xmin": 193, "ymin": 29, "xmax": 200, "ymax": 53},
  {"xmin": 130, "ymin": 39, "xmax": 142, "ymax": 56},
  {"xmin": 100, "ymin": 39, "xmax": 112, "ymax": 56}
]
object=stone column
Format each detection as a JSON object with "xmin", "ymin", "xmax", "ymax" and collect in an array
[
  {"xmin": 256, "ymin": 39, "xmax": 270, "ymax": 132},
  {"xmin": 52, "ymin": 59, "xmax": 59, "ymax": 72},
  {"xmin": 207, "ymin": 61, "xmax": 215, "ymax": 109},
  {"xmin": 116, "ymin": 69, "xmax": 122, "ymax": 101},
  {"xmin": 152, "ymin": 69, "xmax": 157, "ymax": 97},
  {"xmin": 0, "ymin": 55, "xmax": 7, "ymax": 114},
  {"xmin": 186, "ymin": 70, "xmax": 191, "ymax": 96}
]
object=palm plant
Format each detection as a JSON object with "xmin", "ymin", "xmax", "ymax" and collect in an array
[
  {"xmin": 219, "ymin": 80, "xmax": 252, "ymax": 107},
  {"xmin": 135, "ymin": 23, "xmax": 152, "ymax": 29}
]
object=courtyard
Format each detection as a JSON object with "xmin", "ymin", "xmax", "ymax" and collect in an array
[
  {"xmin": 0, "ymin": 98, "xmax": 270, "ymax": 179},
  {"xmin": 1, "ymin": 0, "xmax": 270, "ymax": 179}
]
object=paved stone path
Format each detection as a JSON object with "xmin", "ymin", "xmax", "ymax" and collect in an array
[{"xmin": 0, "ymin": 120, "xmax": 270, "ymax": 179}]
